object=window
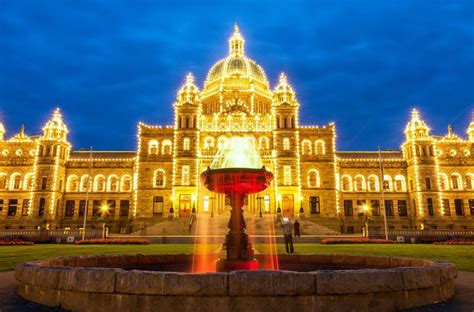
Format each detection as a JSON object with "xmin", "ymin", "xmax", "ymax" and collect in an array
[
  {"xmin": 465, "ymin": 175, "xmax": 474, "ymax": 190},
  {"xmin": 65, "ymin": 200, "xmax": 75, "ymax": 217},
  {"xmin": 341, "ymin": 175, "xmax": 352, "ymax": 192},
  {"xmin": 24, "ymin": 174, "xmax": 34, "ymax": 190},
  {"xmin": 302, "ymin": 140, "xmax": 312, "ymax": 155},
  {"xmin": 38, "ymin": 198, "xmax": 45, "ymax": 217},
  {"xmin": 398, "ymin": 200, "xmax": 408, "ymax": 217},
  {"xmin": 92, "ymin": 200, "xmax": 101, "ymax": 217},
  {"xmin": 107, "ymin": 175, "xmax": 119, "ymax": 192},
  {"xmin": 120, "ymin": 200, "xmax": 130, "ymax": 217},
  {"xmin": 182, "ymin": 166, "xmax": 190, "ymax": 186},
  {"xmin": 354, "ymin": 175, "xmax": 365, "ymax": 192},
  {"xmin": 425, "ymin": 177, "xmax": 431, "ymax": 190},
  {"xmin": 283, "ymin": 138, "xmax": 290, "ymax": 150},
  {"xmin": 41, "ymin": 177, "xmax": 47, "ymax": 190},
  {"xmin": 148, "ymin": 140, "xmax": 159, "ymax": 155},
  {"xmin": 443, "ymin": 199, "xmax": 450, "ymax": 216},
  {"xmin": 8, "ymin": 199, "xmax": 18, "ymax": 216},
  {"xmin": 80, "ymin": 175, "xmax": 90, "ymax": 192},
  {"xmin": 283, "ymin": 165, "xmax": 291, "ymax": 185},
  {"xmin": 427, "ymin": 198, "xmax": 434, "ymax": 216},
  {"xmin": 10, "ymin": 173, "xmax": 21, "ymax": 190},
  {"xmin": 217, "ymin": 136, "xmax": 228, "ymax": 150},
  {"xmin": 259, "ymin": 136, "xmax": 270, "ymax": 150},
  {"xmin": 356, "ymin": 200, "xmax": 366, "ymax": 215},
  {"xmin": 371, "ymin": 200, "xmax": 380, "ymax": 216},
  {"xmin": 384, "ymin": 200, "xmax": 394, "ymax": 216},
  {"xmin": 307, "ymin": 170, "xmax": 320, "ymax": 188},
  {"xmin": 204, "ymin": 137, "xmax": 214, "ymax": 150},
  {"xmin": 162, "ymin": 140, "xmax": 172, "ymax": 155},
  {"xmin": 368, "ymin": 175, "xmax": 379, "ymax": 192},
  {"xmin": 451, "ymin": 173, "xmax": 462, "ymax": 190},
  {"xmin": 79, "ymin": 200, "xmax": 87, "ymax": 217},
  {"xmin": 469, "ymin": 199, "xmax": 474, "ymax": 216},
  {"xmin": 107, "ymin": 200, "xmax": 116, "ymax": 217},
  {"xmin": 0, "ymin": 199, "xmax": 3, "ymax": 212},
  {"xmin": 413, "ymin": 199, "xmax": 417, "ymax": 217},
  {"xmin": 439, "ymin": 173, "xmax": 448, "ymax": 190},
  {"xmin": 315, "ymin": 140, "xmax": 325, "ymax": 155},
  {"xmin": 343, "ymin": 200, "xmax": 353, "ymax": 216},
  {"xmin": 0, "ymin": 174, "xmax": 6, "ymax": 189},
  {"xmin": 383, "ymin": 175, "xmax": 392, "ymax": 191},
  {"xmin": 394, "ymin": 175, "xmax": 406, "ymax": 192},
  {"xmin": 309, "ymin": 196, "xmax": 320, "ymax": 214},
  {"xmin": 21, "ymin": 199, "xmax": 29, "ymax": 216},
  {"xmin": 120, "ymin": 175, "xmax": 132, "ymax": 192},
  {"xmin": 94, "ymin": 175, "xmax": 106, "ymax": 192},
  {"xmin": 154, "ymin": 169, "xmax": 166, "ymax": 187},
  {"xmin": 153, "ymin": 196, "xmax": 164, "ymax": 214},
  {"xmin": 454, "ymin": 199, "xmax": 464, "ymax": 216},
  {"xmin": 183, "ymin": 138, "xmax": 190, "ymax": 151}
]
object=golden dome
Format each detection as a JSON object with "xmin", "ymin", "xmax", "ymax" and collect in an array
[{"xmin": 205, "ymin": 24, "xmax": 268, "ymax": 86}]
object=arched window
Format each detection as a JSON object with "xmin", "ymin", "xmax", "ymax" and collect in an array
[
  {"xmin": 394, "ymin": 175, "xmax": 406, "ymax": 192},
  {"xmin": 120, "ymin": 175, "xmax": 132, "ymax": 192},
  {"xmin": 107, "ymin": 175, "xmax": 119, "ymax": 192},
  {"xmin": 439, "ymin": 173, "xmax": 448, "ymax": 190},
  {"xmin": 354, "ymin": 175, "xmax": 366, "ymax": 192},
  {"xmin": 451, "ymin": 173, "xmax": 462, "ymax": 190},
  {"xmin": 341, "ymin": 175, "xmax": 352, "ymax": 192},
  {"xmin": 10, "ymin": 173, "xmax": 21, "ymax": 190},
  {"xmin": 162, "ymin": 140, "xmax": 172, "ymax": 155},
  {"xmin": 93, "ymin": 175, "xmax": 106, "ymax": 192},
  {"xmin": 217, "ymin": 136, "xmax": 228, "ymax": 150},
  {"xmin": 307, "ymin": 169, "xmax": 320, "ymax": 188},
  {"xmin": 367, "ymin": 175, "xmax": 379, "ymax": 192},
  {"xmin": 259, "ymin": 136, "xmax": 270, "ymax": 150},
  {"xmin": 66, "ymin": 175, "xmax": 79, "ymax": 192},
  {"xmin": 315, "ymin": 140, "xmax": 325, "ymax": 155},
  {"xmin": 23, "ymin": 173, "xmax": 34, "ymax": 191},
  {"xmin": 0, "ymin": 173, "xmax": 7, "ymax": 189},
  {"xmin": 464, "ymin": 174, "xmax": 474, "ymax": 190},
  {"xmin": 302, "ymin": 140, "xmax": 312, "ymax": 155},
  {"xmin": 80, "ymin": 175, "xmax": 91, "ymax": 192},
  {"xmin": 148, "ymin": 140, "xmax": 159, "ymax": 155},
  {"xmin": 383, "ymin": 175, "xmax": 393, "ymax": 192},
  {"xmin": 203, "ymin": 136, "xmax": 215, "ymax": 150},
  {"xmin": 153, "ymin": 169, "xmax": 166, "ymax": 187}
]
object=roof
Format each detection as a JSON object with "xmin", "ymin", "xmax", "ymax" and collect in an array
[
  {"xmin": 69, "ymin": 151, "xmax": 136, "ymax": 160},
  {"xmin": 337, "ymin": 151, "xmax": 403, "ymax": 161}
]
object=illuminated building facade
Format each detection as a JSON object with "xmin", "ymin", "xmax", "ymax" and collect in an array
[{"xmin": 0, "ymin": 25, "xmax": 473, "ymax": 233}]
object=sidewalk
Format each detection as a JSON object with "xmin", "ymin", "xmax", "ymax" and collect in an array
[{"xmin": 1, "ymin": 270, "xmax": 473, "ymax": 311}]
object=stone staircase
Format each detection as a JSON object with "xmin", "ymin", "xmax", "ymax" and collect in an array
[{"xmin": 136, "ymin": 212, "xmax": 340, "ymax": 236}]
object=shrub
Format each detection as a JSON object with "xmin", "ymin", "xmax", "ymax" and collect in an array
[
  {"xmin": 320, "ymin": 238, "xmax": 396, "ymax": 244},
  {"xmin": 434, "ymin": 238, "xmax": 474, "ymax": 245},
  {"xmin": 0, "ymin": 239, "xmax": 34, "ymax": 246},
  {"xmin": 75, "ymin": 238, "xmax": 150, "ymax": 245}
]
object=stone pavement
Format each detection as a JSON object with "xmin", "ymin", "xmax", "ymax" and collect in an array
[{"xmin": 0, "ymin": 270, "xmax": 473, "ymax": 311}]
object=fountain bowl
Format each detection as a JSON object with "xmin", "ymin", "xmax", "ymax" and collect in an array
[{"xmin": 15, "ymin": 253, "xmax": 457, "ymax": 312}]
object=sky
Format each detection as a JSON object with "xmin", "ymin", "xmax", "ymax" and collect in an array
[{"xmin": 0, "ymin": 0, "xmax": 473, "ymax": 151}]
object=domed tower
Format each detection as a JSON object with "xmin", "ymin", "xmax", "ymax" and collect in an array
[
  {"xmin": 402, "ymin": 109, "xmax": 442, "ymax": 228},
  {"xmin": 172, "ymin": 73, "xmax": 201, "ymax": 217},
  {"xmin": 30, "ymin": 108, "xmax": 70, "ymax": 227}
]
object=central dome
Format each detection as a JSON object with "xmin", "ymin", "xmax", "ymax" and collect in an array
[{"xmin": 204, "ymin": 24, "xmax": 268, "ymax": 87}]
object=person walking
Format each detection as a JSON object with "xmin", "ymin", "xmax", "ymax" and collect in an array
[
  {"xmin": 294, "ymin": 219, "xmax": 301, "ymax": 237},
  {"xmin": 281, "ymin": 218, "xmax": 294, "ymax": 253}
]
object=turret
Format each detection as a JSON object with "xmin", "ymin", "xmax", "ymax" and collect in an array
[
  {"xmin": 42, "ymin": 108, "xmax": 68, "ymax": 141},
  {"xmin": 0, "ymin": 121, "xmax": 5, "ymax": 141},
  {"xmin": 467, "ymin": 112, "xmax": 474, "ymax": 141},
  {"xmin": 229, "ymin": 23, "xmax": 244, "ymax": 57},
  {"xmin": 273, "ymin": 73, "xmax": 299, "ymax": 129},
  {"xmin": 404, "ymin": 108, "xmax": 430, "ymax": 140}
]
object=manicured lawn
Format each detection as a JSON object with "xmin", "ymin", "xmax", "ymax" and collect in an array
[
  {"xmin": 255, "ymin": 243, "xmax": 474, "ymax": 272},
  {"xmin": 0, "ymin": 243, "xmax": 472, "ymax": 272}
]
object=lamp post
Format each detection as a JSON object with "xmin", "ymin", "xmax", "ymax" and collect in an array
[
  {"xmin": 277, "ymin": 194, "xmax": 282, "ymax": 219},
  {"xmin": 100, "ymin": 203, "xmax": 109, "ymax": 239},
  {"xmin": 168, "ymin": 196, "xmax": 174, "ymax": 220},
  {"xmin": 362, "ymin": 204, "xmax": 369, "ymax": 238},
  {"xmin": 191, "ymin": 194, "xmax": 196, "ymax": 217},
  {"xmin": 81, "ymin": 146, "xmax": 92, "ymax": 240},
  {"xmin": 257, "ymin": 196, "xmax": 263, "ymax": 218},
  {"xmin": 299, "ymin": 195, "xmax": 305, "ymax": 219}
]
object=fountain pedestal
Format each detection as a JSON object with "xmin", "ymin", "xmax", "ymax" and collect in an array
[{"xmin": 200, "ymin": 167, "xmax": 273, "ymax": 272}]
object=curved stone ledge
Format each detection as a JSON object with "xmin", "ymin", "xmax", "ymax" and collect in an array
[{"xmin": 15, "ymin": 254, "xmax": 457, "ymax": 312}]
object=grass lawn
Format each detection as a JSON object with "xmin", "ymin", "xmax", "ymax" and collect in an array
[{"xmin": 0, "ymin": 243, "xmax": 472, "ymax": 272}]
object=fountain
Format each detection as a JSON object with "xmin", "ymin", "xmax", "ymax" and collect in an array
[
  {"xmin": 200, "ymin": 136, "xmax": 273, "ymax": 271},
  {"xmin": 14, "ymin": 136, "xmax": 458, "ymax": 311}
]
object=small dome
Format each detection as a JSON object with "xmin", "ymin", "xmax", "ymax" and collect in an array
[{"xmin": 206, "ymin": 56, "xmax": 267, "ymax": 85}]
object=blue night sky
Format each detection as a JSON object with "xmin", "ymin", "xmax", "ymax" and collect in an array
[{"xmin": 0, "ymin": 0, "xmax": 473, "ymax": 151}]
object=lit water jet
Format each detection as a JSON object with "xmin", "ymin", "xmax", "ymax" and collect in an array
[{"xmin": 200, "ymin": 136, "xmax": 273, "ymax": 271}]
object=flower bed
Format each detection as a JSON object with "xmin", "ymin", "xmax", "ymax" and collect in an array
[
  {"xmin": 75, "ymin": 238, "xmax": 150, "ymax": 245},
  {"xmin": 320, "ymin": 238, "xmax": 396, "ymax": 244},
  {"xmin": 434, "ymin": 238, "xmax": 474, "ymax": 245},
  {"xmin": 0, "ymin": 239, "xmax": 34, "ymax": 246}
]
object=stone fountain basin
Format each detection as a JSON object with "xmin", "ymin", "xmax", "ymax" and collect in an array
[{"xmin": 15, "ymin": 254, "xmax": 457, "ymax": 312}]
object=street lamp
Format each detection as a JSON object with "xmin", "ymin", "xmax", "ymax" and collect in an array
[
  {"xmin": 168, "ymin": 196, "xmax": 175, "ymax": 220},
  {"xmin": 100, "ymin": 203, "xmax": 109, "ymax": 239},
  {"xmin": 277, "ymin": 194, "xmax": 282, "ymax": 218},
  {"xmin": 299, "ymin": 195, "xmax": 305, "ymax": 219},
  {"xmin": 191, "ymin": 194, "xmax": 197, "ymax": 216},
  {"xmin": 363, "ymin": 204, "xmax": 369, "ymax": 238}
]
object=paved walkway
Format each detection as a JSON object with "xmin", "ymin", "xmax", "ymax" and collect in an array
[{"xmin": 1, "ymin": 271, "xmax": 473, "ymax": 311}]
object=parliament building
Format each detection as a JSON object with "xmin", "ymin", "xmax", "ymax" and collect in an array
[{"xmin": 1, "ymin": 26, "xmax": 473, "ymax": 233}]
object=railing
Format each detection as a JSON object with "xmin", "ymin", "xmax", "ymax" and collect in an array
[
  {"xmin": 369, "ymin": 229, "xmax": 474, "ymax": 239},
  {"xmin": 0, "ymin": 229, "xmax": 102, "ymax": 241}
]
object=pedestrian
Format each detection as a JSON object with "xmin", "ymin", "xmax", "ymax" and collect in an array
[
  {"xmin": 281, "ymin": 217, "xmax": 294, "ymax": 253},
  {"xmin": 294, "ymin": 219, "xmax": 301, "ymax": 237}
]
